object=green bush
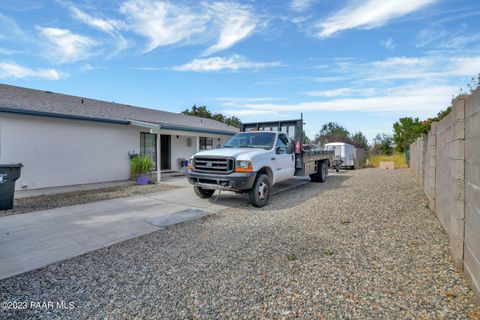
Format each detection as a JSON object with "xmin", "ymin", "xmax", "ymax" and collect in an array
[{"xmin": 130, "ymin": 155, "xmax": 154, "ymax": 176}]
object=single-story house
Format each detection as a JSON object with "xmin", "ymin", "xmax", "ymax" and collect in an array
[{"xmin": 0, "ymin": 83, "xmax": 238, "ymax": 190}]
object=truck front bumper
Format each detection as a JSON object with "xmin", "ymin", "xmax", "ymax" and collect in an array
[{"xmin": 186, "ymin": 171, "xmax": 257, "ymax": 191}]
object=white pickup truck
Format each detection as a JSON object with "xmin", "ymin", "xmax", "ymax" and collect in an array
[{"xmin": 186, "ymin": 118, "xmax": 334, "ymax": 207}]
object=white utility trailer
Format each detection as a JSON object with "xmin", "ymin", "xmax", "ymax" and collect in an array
[{"xmin": 324, "ymin": 142, "xmax": 356, "ymax": 169}]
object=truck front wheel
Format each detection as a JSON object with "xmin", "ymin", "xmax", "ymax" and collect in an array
[
  {"xmin": 249, "ymin": 174, "xmax": 270, "ymax": 207},
  {"xmin": 193, "ymin": 186, "xmax": 215, "ymax": 198}
]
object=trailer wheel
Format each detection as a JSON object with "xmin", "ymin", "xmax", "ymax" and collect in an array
[
  {"xmin": 310, "ymin": 161, "xmax": 328, "ymax": 183},
  {"xmin": 249, "ymin": 174, "xmax": 270, "ymax": 207},
  {"xmin": 193, "ymin": 186, "xmax": 215, "ymax": 198}
]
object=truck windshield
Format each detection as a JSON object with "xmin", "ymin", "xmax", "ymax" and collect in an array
[{"xmin": 223, "ymin": 132, "xmax": 275, "ymax": 150}]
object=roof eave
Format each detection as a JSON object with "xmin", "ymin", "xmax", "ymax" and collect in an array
[
  {"xmin": 0, "ymin": 107, "xmax": 130, "ymax": 125},
  {"xmin": 159, "ymin": 123, "xmax": 237, "ymax": 136}
]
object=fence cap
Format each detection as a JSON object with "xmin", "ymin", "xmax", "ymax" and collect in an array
[{"xmin": 0, "ymin": 163, "xmax": 23, "ymax": 168}]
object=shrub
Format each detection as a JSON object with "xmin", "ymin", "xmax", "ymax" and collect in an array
[{"xmin": 130, "ymin": 155, "xmax": 154, "ymax": 176}]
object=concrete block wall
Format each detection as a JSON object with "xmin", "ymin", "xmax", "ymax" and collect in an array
[
  {"xmin": 464, "ymin": 88, "xmax": 480, "ymax": 298},
  {"xmin": 409, "ymin": 89, "xmax": 479, "ymax": 300},
  {"xmin": 424, "ymin": 123, "xmax": 436, "ymax": 211},
  {"xmin": 435, "ymin": 98, "xmax": 465, "ymax": 269}
]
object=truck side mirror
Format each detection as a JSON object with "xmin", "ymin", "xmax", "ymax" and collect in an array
[
  {"xmin": 276, "ymin": 146, "xmax": 287, "ymax": 154},
  {"xmin": 287, "ymin": 143, "xmax": 295, "ymax": 154}
]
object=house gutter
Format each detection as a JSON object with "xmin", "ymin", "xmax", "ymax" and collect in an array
[
  {"xmin": 0, "ymin": 107, "xmax": 130, "ymax": 125},
  {"xmin": 158, "ymin": 123, "xmax": 237, "ymax": 136}
]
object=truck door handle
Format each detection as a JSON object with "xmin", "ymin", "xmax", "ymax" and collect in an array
[{"xmin": 271, "ymin": 157, "xmax": 276, "ymax": 160}]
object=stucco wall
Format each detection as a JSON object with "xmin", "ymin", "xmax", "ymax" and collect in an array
[
  {"xmin": 163, "ymin": 133, "xmax": 231, "ymax": 171},
  {"xmin": 464, "ymin": 88, "xmax": 480, "ymax": 298},
  {"xmin": 170, "ymin": 135, "xmax": 198, "ymax": 171},
  {"xmin": 409, "ymin": 88, "xmax": 480, "ymax": 300},
  {"xmin": 0, "ymin": 113, "xmax": 142, "ymax": 190}
]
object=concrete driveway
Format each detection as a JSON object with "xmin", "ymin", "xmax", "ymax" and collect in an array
[{"xmin": 0, "ymin": 177, "xmax": 310, "ymax": 280}]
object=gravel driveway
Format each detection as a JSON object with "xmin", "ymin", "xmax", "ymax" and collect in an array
[{"xmin": 1, "ymin": 169, "xmax": 479, "ymax": 319}]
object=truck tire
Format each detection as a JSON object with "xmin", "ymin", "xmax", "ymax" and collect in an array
[
  {"xmin": 249, "ymin": 174, "xmax": 270, "ymax": 207},
  {"xmin": 193, "ymin": 186, "xmax": 215, "ymax": 198},
  {"xmin": 310, "ymin": 161, "xmax": 328, "ymax": 183}
]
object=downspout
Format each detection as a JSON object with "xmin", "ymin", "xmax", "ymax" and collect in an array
[{"xmin": 157, "ymin": 125, "xmax": 161, "ymax": 183}]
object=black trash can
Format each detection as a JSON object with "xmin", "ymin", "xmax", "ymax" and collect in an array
[{"xmin": 0, "ymin": 164, "xmax": 23, "ymax": 211}]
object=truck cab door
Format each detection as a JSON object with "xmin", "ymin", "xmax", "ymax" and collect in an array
[{"xmin": 274, "ymin": 133, "xmax": 296, "ymax": 183}]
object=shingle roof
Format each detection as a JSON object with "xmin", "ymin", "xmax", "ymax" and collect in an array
[{"xmin": 0, "ymin": 83, "xmax": 238, "ymax": 135}]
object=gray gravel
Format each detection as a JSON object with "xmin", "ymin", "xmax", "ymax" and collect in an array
[
  {"xmin": 2, "ymin": 183, "xmax": 179, "ymax": 217},
  {"xmin": 1, "ymin": 169, "xmax": 479, "ymax": 319}
]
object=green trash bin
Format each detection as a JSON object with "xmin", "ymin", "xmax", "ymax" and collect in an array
[{"xmin": 0, "ymin": 164, "xmax": 23, "ymax": 211}]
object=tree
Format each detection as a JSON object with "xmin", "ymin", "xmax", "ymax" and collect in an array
[
  {"xmin": 314, "ymin": 122, "xmax": 351, "ymax": 145},
  {"xmin": 373, "ymin": 133, "xmax": 394, "ymax": 155},
  {"xmin": 393, "ymin": 117, "xmax": 428, "ymax": 152},
  {"xmin": 350, "ymin": 131, "xmax": 369, "ymax": 150},
  {"xmin": 313, "ymin": 122, "xmax": 369, "ymax": 150},
  {"xmin": 302, "ymin": 130, "xmax": 311, "ymax": 144},
  {"xmin": 182, "ymin": 105, "xmax": 241, "ymax": 128},
  {"xmin": 223, "ymin": 116, "xmax": 241, "ymax": 128}
]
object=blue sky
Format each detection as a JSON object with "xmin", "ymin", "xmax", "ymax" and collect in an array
[{"xmin": 1, "ymin": 0, "xmax": 479, "ymax": 142}]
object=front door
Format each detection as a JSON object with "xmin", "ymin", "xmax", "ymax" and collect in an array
[
  {"xmin": 274, "ymin": 133, "xmax": 295, "ymax": 182},
  {"xmin": 161, "ymin": 135, "xmax": 171, "ymax": 170}
]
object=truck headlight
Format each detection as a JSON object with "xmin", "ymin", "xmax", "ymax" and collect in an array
[{"xmin": 235, "ymin": 160, "xmax": 252, "ymax": 173}]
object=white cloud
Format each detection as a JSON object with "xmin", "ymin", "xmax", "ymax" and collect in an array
[
  {"xmin": 70, "ymin": 7, "xmax": 124, "ymax": 34},
  {"xmin": 37, "ymin": 27, "xmax": 97, "ymax": 63},
  {"xmin": 0, "ymin": 47, "xmax": 15, "ymax": 55},
  {"xmin": 449, "ymin": 56, "xmax": 480, "ymax": 77},
  {"xmin": 290, "ymin": 0, "xmax": 315, "ymax": 12},
  {"xmin": 380, "ymin": 37, "xmax": 396, "ymax": 50},
  {"xmin": 212, "ymin": 97, "xmax": 283, "ymax": 107},
  {"xmin": 302, "ymin": 88, "xmax": 376, "ymax": 97},
  {"xmin": 221, "ymin": 85, "xmax": 458, "ymax": 116},
  {"xmin": 333, "ymin": 55, "xmax": 480, "ymax": 82},
  {"xmin": 203, "ymin": 2, "xmax": 257, "ymax": 56},
  {"xmin": 315, "ymin": 0, "xmax": 437, "ymax": 38},
  {"xmin": 0, "ymin": 13, "xmax": 22, "ymax": 40},
  {"xmin": 213, "ymin": 97, "xmax": 280, "ymax": 102},
  {"xmin": 416, "ymin": 26, "xmax": 449, "ymax": 48},
  {"xmin": 69, "ymin": 6, "xmax": 129, "ymax": 54},
  {"xmin": 223, "ymin": 53, "xmax": 480, "ymax": 116},
  {"xmin": 120, "ymin": 0, "xmax": 207, "ymax": 53},
  {"xmin": 173, "ymin": 55, "xmax": 281, "ymax": 72},
  {"xmin": 120, "ymin": 0, "xmax": 257, "ymax": 55},
  {"xmin": 0, "ymin": 61, "xmax": 66, "ymax": 80},
  {"xmin": 417, "ymin": 25, "xmax": 480, "ymax": 50}
]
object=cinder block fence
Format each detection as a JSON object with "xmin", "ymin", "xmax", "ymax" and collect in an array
[{"xmin": 410, "ymin": 88, "xmax": 480, "ymax": 301}]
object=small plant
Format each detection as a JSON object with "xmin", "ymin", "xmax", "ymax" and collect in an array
[
  {"xmin": 340, "ymin": 219, "xmax": 350, "ymax": 225},
  {"xmin": 130, "ymin": 155, "xmax": 154, "ymax": 185},
  {"xmin": 323, "ymin": 249, "xmax": 334, "ymax": 256},
  {"xmin": 287, "ymin": 253, "xmax": 298, "ymax": 261}
]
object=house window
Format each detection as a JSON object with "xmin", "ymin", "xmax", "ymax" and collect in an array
[
  {"xmin": 140, "ymin": 132, "xmax": 157, "ymax": 170},
  {"xmin": 199, "ymin": 137, "xmax": 214, "ymax": 150}
]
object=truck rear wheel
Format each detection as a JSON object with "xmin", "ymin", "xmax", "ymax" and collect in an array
[
  {"xmin": 193, "ymin": 186, "xmax": 215, "ymax": 198},
  {"xmin": 310, "ymin": 161, "xmax": 328, "ymax": 183},
  {"xmin": 249, "ymin": 174, "xmax": 270, "ymax": 207}
]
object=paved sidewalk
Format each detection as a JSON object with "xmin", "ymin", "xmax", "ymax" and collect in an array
[{"xmin": 0, "ymin": 177, "xmax": 310, "ymax": 280}]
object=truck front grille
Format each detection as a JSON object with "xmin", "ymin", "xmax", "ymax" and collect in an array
[{"xmin": 193, "ymin": 157, "xmax": 234, "ymax": 173}]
